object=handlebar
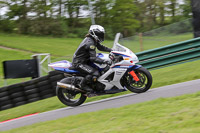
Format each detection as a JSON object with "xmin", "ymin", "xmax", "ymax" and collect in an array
[{"xmin": 109, "ymin": 53, "xmax": 123, "ymax": 63}]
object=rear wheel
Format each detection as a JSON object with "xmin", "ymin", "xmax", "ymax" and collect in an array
[
  {"xmin": 123, "ymin": 67, "xmax": 152, "ymax": 93},
  {"xmin": 56, "ymin": 78, "xmax": 87, "ymax": 107}
]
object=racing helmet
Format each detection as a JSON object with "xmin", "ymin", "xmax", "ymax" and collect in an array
[{"xmin": 89, "ymin": 25, "xmax": 105, "ymax": 43}]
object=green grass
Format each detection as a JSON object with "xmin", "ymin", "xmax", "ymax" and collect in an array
[
  {"xmin": 0, "ymin": 33, "xmax": 82, "ymax": 56},
  {"xmin": 120, "ymin": 33, "xmax": 193, "ymax": 53},
  {"xmin": 0, "ymin": 59, "xmax": 200, "ymax": 123},
  {"xmin": 3, "ymin": 91, "xmax": 200, "ymax": 133},
  {"xmin": 0, "ymin": 33, "xmax": 113, "ymax": 57},
  {"xmin": 0, "ymin": 33, "xmax": 193, "ymax": 56}
]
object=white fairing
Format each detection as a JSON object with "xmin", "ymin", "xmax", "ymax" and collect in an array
[
  {"xmin": 98, "ymin": 67, "xmax": 127, "ymax": 90},
  {"xmin": 95, "ymin": 42, "xmax": 139, "ymax": 90}
]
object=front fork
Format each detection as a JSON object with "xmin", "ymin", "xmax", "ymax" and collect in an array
[
  {"xmin": 129, "ymin": 71, "xmax": 139, "ymax": 81},
  {"xmin": 128, "ymin": 65, "xmax": 142, "ymax": 82}
]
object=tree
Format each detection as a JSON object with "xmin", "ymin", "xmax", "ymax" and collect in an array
[
  {"xmin": 64, "ymin": 0, "xmax": 87, "ymax": 27},
  {"xmin": 157, "ymin": 0, "xmax": 166, "ymax": 26},
  {"xmin": 168, "ymin": 0, "xmax": 177, "ymax": 22},
  {"xmin": 93, "ymin": 0, "xmax": 113, "ymax": 24},
  {"xmin": 110, "ymin": 0, "xmax": 139, "ymax": 37},
  {"xmin": 180, "ymin": 0, "xmax": 191, "ymax": 18},
  {"xmin": 4, "ymin": 0, "xmax": 31, "ymax": 34}
]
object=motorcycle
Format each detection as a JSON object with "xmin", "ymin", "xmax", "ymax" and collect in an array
[{"xmin": 48, "ymin": 36, "xmax": 152, "ymax": 107}]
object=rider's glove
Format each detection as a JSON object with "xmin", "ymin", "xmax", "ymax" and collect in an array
[{"xmin": 103, "ymin": 60, "xmax": 112, "ymax": 65}]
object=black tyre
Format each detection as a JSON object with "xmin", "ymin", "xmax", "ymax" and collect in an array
[
  {"xmin": 37, "ymin": 80, "xmax": 49, "ymax": 87},
  {"xmin": 123, "ymin": 67, "xmax": 152, "ymax": 93},
  {"xmin": 40, "ymin": 89, "xmax": 54, "ymax": 96},
  {"xmin": 38, "ymin": 85, "xmax": 52, "ymax": 92},
  {"xmin": 0, "ymin": 96, "xmax": 10, "ymax": 102},
  {"xmin": 56, "ymin": 77, "xmax": 87, "ymax": 107},
  {"xmin": 0, "ymin": 91, "xmax": 9, "ymax": 98},
  {"xmin": 7, "ymin": 83, "xmax": 21, "ymax": 89},
  {"xmin": 32, "ymin": 75, "xmax": 49, "ymax": 83},
  {"xmin": 10, "ymin": 92, "xmax": 24, "ymax": 99},
  {"xmin": 9, "ymin": 87, "xmax": 23, "ymax": 94},
  {"xmin": 0, "ymin": 87, "xmax": 8, "ymax": 93},
  {"xmin": 28, "ymin": 97, "xmax": 40, "ymax": 103},
  {"xmin": 23, "ymin": 80, "xmax": 36, "ymax": 86},
  {"xmin": 50, "ymin": 74, "xmax": 64, "ymax": 82},
  {"xmin": 12, "ymin": 97, "xmax": 25, "ymax": 103},
  {"xmin": 41, "ymin": 93, "xmax": 54, "ymax": 99},
  {"xmin": 15, "ymin": 101, "xmax": 27, "ymax": 107},
  {"xmin": 51, "ymin": 81, "xmax": 57, "ymax": 89},
  {"xmin": 0, "ymin": 100, "xmax": 12, "ymax": 106},
  {"xmin": 26, "ymin": 93, "xmax": 39, "ymax": 99},
  {"xmin": 0, "ymin": 104, "xmax": 13, "ymax": 110},
  {"xmin": 24, "ymin": 85, "xmax": 36, "ymax": 91},
  {"xmin": 24, "ymin": 89, "xmax": 38, "ymax": 95}
]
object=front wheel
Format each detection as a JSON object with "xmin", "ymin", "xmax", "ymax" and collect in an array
[
  {"xmin": 56, "ymin": 78, "xmax": 87, "ymax": 107},
  {"xmin": 123, "ymin": 67, "xmax": 152, "ymax": 93}
]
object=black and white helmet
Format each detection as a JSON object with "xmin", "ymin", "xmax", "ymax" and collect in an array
[{"xmin": 89, "ymin": 25, "xmax": 105, "ymax": 43}]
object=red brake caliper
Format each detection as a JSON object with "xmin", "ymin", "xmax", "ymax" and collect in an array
[{"xmin": 129, "ymin": 71, "xmax": 140, "ymax": 82}]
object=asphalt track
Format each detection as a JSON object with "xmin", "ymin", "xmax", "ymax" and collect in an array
[{"xmin": 0, "ymin": 79, "xmax": 200, "ymax": 131}]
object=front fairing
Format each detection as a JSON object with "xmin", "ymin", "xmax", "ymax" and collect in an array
[
  {"xmin": 94, "ymin": 42, "xmax": 140, "ymax": 70},
  {"xmin": 112, "ymin": 42, "xmax": 139, "ymax": 65}
]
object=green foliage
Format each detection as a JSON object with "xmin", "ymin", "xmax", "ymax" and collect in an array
[
  {"xmin": 180, "ymin": 0, "xmax": 192, "ymax": 18},
  {"xmin": 27, "ymin": 18, "xmax": 68, "ymax": 36},
  {"xmin": 0, "ymin": 0, "xmax": 193, "ymax": 38},
  {"xmin": 167, "ymin": 20, "xmax": 193, "ymax": 34},
  {"xmin": 0, "ymin": 20, "xmax": 15, "ymax": 33},
  {"xmin": 72, "ymin": 27, "xmax": 89, "ymax": 38},
  {"xmin": 110, "ymin": 0, "xmax": 140, "ymax": 37}
]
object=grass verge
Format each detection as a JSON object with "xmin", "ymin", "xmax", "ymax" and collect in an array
[{"xmin": 3, "ymin": 90, "xmax": 200, "ymax": 133}]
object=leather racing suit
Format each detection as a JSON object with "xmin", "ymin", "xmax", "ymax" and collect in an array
[{"xmin": 71, "ymin": 36, "xmax": 111, "ymax": 90}]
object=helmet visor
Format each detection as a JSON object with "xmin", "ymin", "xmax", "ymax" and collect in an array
[{"xmin": 96, "ymin": 32, "xmax": 104, "ymax": 42}]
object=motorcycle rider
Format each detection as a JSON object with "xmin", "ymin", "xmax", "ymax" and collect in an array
[{"xmin": 71, "ymin": 25, "xmax": 112, "ymax": 92}]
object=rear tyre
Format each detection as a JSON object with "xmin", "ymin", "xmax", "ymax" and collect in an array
[
  {"xmin": 56, "ymin": 77, "xmax": 87, "ymax": 107},
  {"xmin": 123, "ymin": 67, "xmax": 152, "ymax": 93}
]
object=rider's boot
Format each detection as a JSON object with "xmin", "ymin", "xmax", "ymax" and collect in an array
[{"xmin": 79, "ymin": 76, "xmax": 93, "ymax": 92}]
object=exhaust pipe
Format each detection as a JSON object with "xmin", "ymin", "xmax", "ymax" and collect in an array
[{"xmin": 57, "ymin": 82, "xmax": 85, "ymax": 92}]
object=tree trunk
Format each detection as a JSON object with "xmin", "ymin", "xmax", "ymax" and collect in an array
[
  {"xmin": 43, "ymin": 0, "xmax": 47, "ymax": 18},
  {"xmin": 191, "ymin": 0, "xmax": 200, "ymax": 37},
  {"xmin": 59, "ymin": 0, "xmax": 62, "ymax": 17}
]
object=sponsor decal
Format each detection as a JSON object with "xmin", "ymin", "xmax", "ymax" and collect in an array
[
  {"xmin": 90, "ymin": 45, "xmax": 96, "ymax": 50},
  {"xmin": 116, "ymin": 71, "xmax": 123, "ymax": 75}
]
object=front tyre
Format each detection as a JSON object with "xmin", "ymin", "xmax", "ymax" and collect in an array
[
  {"xmin": 123, "ymin": 67, "xmax": 152, "ymax": 93},
  {"xmin": 56, "ymin": 78, "xmax": 87, "ymax": 107}
]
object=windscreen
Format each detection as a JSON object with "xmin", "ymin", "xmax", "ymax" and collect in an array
[
  {"xmin": 113, "ymin": 43, "xmax": 126, "ymax": 52},
  {"xmin": 112, "ymin": 33, "xmax": 127, "ymax": 52}
]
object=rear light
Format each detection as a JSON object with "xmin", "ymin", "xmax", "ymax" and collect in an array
[{"xmin": 130, "ymin": 61, "xmax": 133, "ymax": 63}]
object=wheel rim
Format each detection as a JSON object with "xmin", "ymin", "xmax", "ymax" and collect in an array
[
  {"xmin": 61, "ymin": 88, "xmax": 82, "ymax": 103},
  {"xmin": 126, "ymin": 71, "xmax": 148, "ymax": 90}
]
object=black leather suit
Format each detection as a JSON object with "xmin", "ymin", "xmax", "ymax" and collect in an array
[{"xmin": 72, "ymin": 36, "xmax": 111, "ymax": 80}]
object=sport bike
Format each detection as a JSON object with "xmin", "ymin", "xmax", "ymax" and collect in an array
[{"xmin": 48, "ymin": 36, "xmax": 152, "ymax": 107}]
